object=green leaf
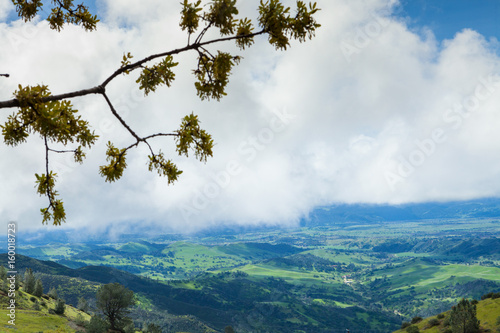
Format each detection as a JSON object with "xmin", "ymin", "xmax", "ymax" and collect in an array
[
  {"xmin": 180, "ymin": 0, "xmax": 203, "ymax": 35},
  {"xmin": 99, "ymin": 142, "xmax": 128, "ymax": 182},
  {"xmin": 176, "ymin": 113, "xmax": 214, "ymax": 162},
  {"xmin": 136, "ymin": 56, "xmax": 179, "ymax": 95}
]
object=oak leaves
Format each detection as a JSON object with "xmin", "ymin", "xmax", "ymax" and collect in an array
[{"xmin": 1, "ymin": 0, "xmax": 320, "ymax": 225}]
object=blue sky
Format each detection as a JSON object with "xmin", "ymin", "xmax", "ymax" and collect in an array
[
  {"xmin": 9, "ymin": 0, "xmax": 500, "ymax": 40},
  {"xmin": 397, "ymin": 0, "xmax": 500, "ymax": 41},
  {"xmin": 2, "ymin": 0, "xmax": 500, "ymax": 232}
]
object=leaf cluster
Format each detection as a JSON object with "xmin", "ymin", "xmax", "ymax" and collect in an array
[
  {"xmin": 206, "ymin": 0, "xmax": 239, "ymax": 35},
  {"xmin": 35, "ymin": 171, "xmax": 66, "ymax": 225},
  {"xmin": 48, "ymin": 0, "xmax": 99, "ymax": 31},
  {"xmin": 12, "ymin": 0, "xmax": 43, "ymax": 22},
  {"xmin": 99, "ymin": 142, "xmax": 128, "ymax": 183},
  {"xmin": 147, "ymin": 152, "xmax": 183, "ymax": 185},
  {"xmin": 175, "ymin": 112, "xmax": 214, "ymax": 162},
  {"xmin": 136, "ymin": 56, "xmax": 179, "ymax": 96},
  {"xmin": 13, "ymin": 0, "xmax": 98, "ymax": 31},
  {"xmin": 194, "ymin": 51, "xmax": 240, "ymax": 100},
  {"xmin": 2, "ymin": 85, "xmax": 98, "ymax": 160},
  {"xmin": 258, "ymin": 0, "xmax": 320, "ymax": 50},
  {"xmin": 180, "ymin": 0, "xmax": 203, "ymax": 35}
]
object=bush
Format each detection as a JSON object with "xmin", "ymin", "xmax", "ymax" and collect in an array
[
  {"xmin": 75, "ymin": 313, "xmax": 86, "ymax": 327},
  {"xmin": 401, "ymin": 322, "xmax": 411, "ymax": 329},
  {"xmin": 48, "ymin": 287, "xmax": 58, "ymax": 299},
  {"xmin": 30, "ymin": 296, "xmax": 36, "ymax": 302},
  {"xmin": 406, "ymin": 325, "xmax": 420, "ymax": 333},
  {"xmin": 54, "ymin": 299, "xmax": 65, "ymax": 315},
  {"xmin": 428, "ymin": 318, "xmax": 440, "ymax": 327},
  {"xmin": 411, "ymin": 316, "xmax": 423, "ymax": 324},
  {"xmin": 33, "ymin": 302, "xmax": 41, "ymax": 311},
  {"xmin": 33, "ymin": 279, "xmax": 43, "ymax": 297},
  {"xmin": 437, "ymin": 313, "xmax": 445, "ymax": 319},
  {"xmin": 481, "ymin": 292, "xmax": 500, "ymax": 300},
  {"xmin": 86, "ymin": 315, "xmax": 109, "ymax": 333}
]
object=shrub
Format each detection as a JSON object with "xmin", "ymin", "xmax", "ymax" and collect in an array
[
  {"xmin": 428, "ymin": 318, "xmax": 440, "ymax": 327},
  {"xmin": 30, "ymin": 296, "xmax": 36, "ymax": 302},
  {"xmin": 437, "ymin": 313, "xmax": 445, "ymax": 319},
  {"xmin": 411, "ymin": 316, "xmax": 423, "ymax": 324},
  {"xmin": 406, "ymin": 325, "xmax": 420, "ymax": 333},
  {"xmin": 75, "ymin": 313, "xmax": 86, "ymax": 327},
  {"xmin": 86, "ymin": 315, "xmax": 109, "ymax": 333},
  {"xmin": 401, "ymin": 322, "xmax": 411, "ymax": 329},
  {"xmin": 54, "ymin": 299, "xmax": 65, "ymax": 315},
  {"xmin": 33, "ymin": 302, "xmax": 41, "ymax": 311},
  {"xmin": 33, "ymin": 279, "xmax": 43, "ymax": 297},
  {"xmin": 48, "ymin": 287, "xmax": 58, "ymax": 299}
]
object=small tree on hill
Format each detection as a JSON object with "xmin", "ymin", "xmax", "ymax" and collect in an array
[
  {"xmin": 96, "ymin": 283, "xmax": 135, "ymax": 331},
  {"xmin": 77, "ymin": 296, "xmax": 90, "ymax": 313},
  {"xmin": 33, "ymin": 278, "xmax": 43, "ymax": 297},
  {"xmin": 450, "ymin": 298, "xmax": 480, "ymax": 333},
  {"xmin": 225, "ymin": 326, "xmax": 236, "ymax": 333},
  {"xmin": 54, "ymin": 298, "xmax": 65, "ymax": 315},
  {"xmin": 23, "ymin": 268, "xmax": 36, "ymax": 294},
  {"xmin": 145, "ymin": 323, "xmax": 162, "ymax": 333},
  {"xmin": 406, "ymin": 325, "xmax": 420, "ymax": 333},
  {"xmin": 48, "ymin": 287, "xmax": 58, "ymax": 299}
]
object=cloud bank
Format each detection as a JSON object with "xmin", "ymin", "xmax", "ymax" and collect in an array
[{"xmin": 1, "ymin": 0, "xmax": 500, "ymax": 233}]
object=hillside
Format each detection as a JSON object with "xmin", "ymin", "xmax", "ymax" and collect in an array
[
  {"xmin": 4, "ymin": 219, "xmax": 500, "ymax": 332},
  {"xmin": 393, "ymin": 297, "xmax": 500, "ymax": 333},
  {"xmin": 0, "ymin": 285, "xmax": 90, "ymax": 333}
]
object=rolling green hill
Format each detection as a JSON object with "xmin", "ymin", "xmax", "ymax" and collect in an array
[
  {"xmin": 0, "ymin": 284, "xmax": 90, "ymax": 333},
  {"xmin": 393, "ymin": 297, "xmax": 500, "ymax": 332}
]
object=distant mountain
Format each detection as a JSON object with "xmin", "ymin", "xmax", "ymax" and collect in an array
[
  {"xmin": 3, "ymin": 198, "xmax": 500, "ymax": 246},
  {"xmin": 303, "ymin": 197, "xmax": 500, "ymax": 226}
]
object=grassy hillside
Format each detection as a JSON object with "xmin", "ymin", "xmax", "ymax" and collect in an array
[
  {"xmin": 0, "ymin": 286, "xmax": 90, "ymax": 333},
  {"xmin": 393, "ymin": 297, "xmax": 500, "ymax": 333}
]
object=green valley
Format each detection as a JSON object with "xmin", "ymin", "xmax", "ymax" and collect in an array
[{"xmin": 3, "ymin": 218, "xmax": 500, "ymax": 332}]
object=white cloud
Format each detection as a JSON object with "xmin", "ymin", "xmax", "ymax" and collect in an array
[{"xmin": 1, "ymin": 0, "xmax": 500, "ymax": 233}]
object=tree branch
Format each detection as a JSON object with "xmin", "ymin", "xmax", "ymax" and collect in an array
[
  {"xmin": 0, "ymin": 31, "xmax": 266, "ymax": 109},
  {"xmin": 43, "ymin": 136, "xmax": 55, "ymax": 210},
  {"xmin": 102, "ymin": 92, "xmax": 141, "ymax": 142}
]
